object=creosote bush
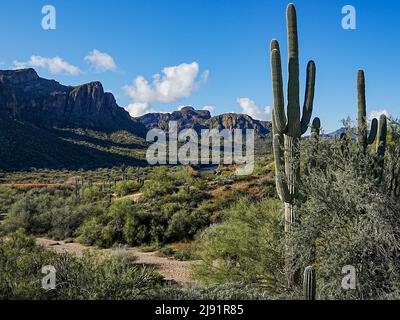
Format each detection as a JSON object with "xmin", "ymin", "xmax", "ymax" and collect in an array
[
  {"xmin": 290, "ymin": 134, "xmax": 400, "ymax": 299},
  {"xmin": 193, "ymin": 198, "xmax": 285, "ymax": 293}
]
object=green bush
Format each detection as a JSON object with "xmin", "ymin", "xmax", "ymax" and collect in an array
[
  {"xmin": 0, "ymin": 230, "xmax": 162, "ymax": 300},
  {"xmin": 78, "ymin": 199, "xmax": 134, "ymax": 248},
  {"xmin": 174, "ymin": 246, "xmax": 197, "ymax": 261},
  {"xmin": 289, "ymin": 136, "xmax": 400, "ymax": 299},
  {"xmin": 193, "ymin": 198, "xmax": 284, "ymax": 292},
  {"xmin": 113, "ymin": 180, "xmax": 142, "ymax": 197}
]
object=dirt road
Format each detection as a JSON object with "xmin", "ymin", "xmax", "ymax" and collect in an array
[{"xmin": 36, "ymin": 238, "xmax": 194, "ymax": 285}]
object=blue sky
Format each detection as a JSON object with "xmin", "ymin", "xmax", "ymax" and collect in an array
[{"xmin": 0, "ymin": 0, "xmax": 399, "ymax": 132}]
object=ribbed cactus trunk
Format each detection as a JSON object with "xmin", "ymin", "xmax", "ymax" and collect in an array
[
  {"xmin": 303, "ymin": 266, "xmax": 316, "ymax": 300},
  {"xmin": 357, "ymin": 70, "xmax": 378, "ymax": 153},
  {"xmin": 270, "ymin": 4, "xmax": 317, "ymax": 288},
  {"xmin": 356, "ymin": 70, "xmax": 387, "ymax": 183}
]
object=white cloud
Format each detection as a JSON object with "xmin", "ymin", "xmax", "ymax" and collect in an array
[
  {"xmin": 237, "ymin": 97, "xmax": 272, "ymax": 121},
  {"xmin": 13, "ymin": 55, "xmax": 81, "ymax": 75},
  {"xmin": 124, "ymin": 62, "xmax": 208, "ymax": 104},
  {"xmin": 125, "ymin": 102, "xmax": 156, "ymax": 117},
  {"xmin": 84, "ymin": 49, "xmax": 117, "ymax": 72},
  {"xmin": 123, "ymin": 62, "xmax": 208, "ymax": 117},
  {"xmin": 202, "ymin": 105, "xmax": 215, "ymax": 114},
  {"xmin": 367, "ymin": 109, "xmax": 390, "ymax": 124}
]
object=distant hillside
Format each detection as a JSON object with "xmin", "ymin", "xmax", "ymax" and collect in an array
[
  {"xmin": 0, "ymin": 69, "xmax": 145, "ymax": 135},
  {"xmin": 0, "ymin": 69, "xmax": 147, "ymax": 171},
  {"xmin": 136, "ymin": 106, "xmax": 272, "ymax": 137},
  {"xmin": 0, "ymin": 70, "xmax": 273, "ymax": 171}
]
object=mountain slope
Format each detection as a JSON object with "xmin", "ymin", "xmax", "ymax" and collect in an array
[
  {"xmin": 0, "ymin": 69, "xmax": 147, "ymax": 171},
  {"xmin": 136, "ymin": 106, "xmax": 272, "ymax": 137},
  {"xmin": 0, "ymin": 69, "xmax": 145, "ymax": 136}
]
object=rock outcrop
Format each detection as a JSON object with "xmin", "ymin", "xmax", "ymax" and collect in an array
[
  {"xmin": 136, "ymin": 106, "xmax": 272, "ymax": 137},
  {"xmin": 0, "ymin": 68, "xmax": 145, "ymax": 136}
]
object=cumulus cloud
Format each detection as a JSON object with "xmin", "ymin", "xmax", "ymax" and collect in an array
[
  {"xmin": 367, "ymin": 109, "xmax": 390, "ymax": 124},
  {"xmin": 124, "ymin": 62, "xmax": 208, "ymax": 103},
  {"xmin": 13, "ymin": 55, "xmax": 81, "ymax": 75},
  {"xmin": 237, "ymin": 97, "xmax": 272, "ymax": 121},
  {"xmin": 123, "ymin": 62, "xmax": 209, "ymax": 117},
  {"xmin": 125, "ymin": 102, "xmax": 156, "ymax": 118},
  {"xmin": 84, "ymin": 49, "xmax": 117, "ymax": 72}
]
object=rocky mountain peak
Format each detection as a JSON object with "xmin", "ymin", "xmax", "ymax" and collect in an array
[
  {"xmin": 0, "ymin": 68, "xmax": 145, "ymax": 136},
  {"xmin": 0, "ymin": 68, "xmax": 40, "ymax": 84}
]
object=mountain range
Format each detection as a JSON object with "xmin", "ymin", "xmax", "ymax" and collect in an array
[{"xmin": 0, "ymin": 69, "xmax": 272, "ymax": 171}]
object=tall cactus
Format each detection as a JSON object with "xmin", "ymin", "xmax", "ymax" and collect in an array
[
  {"xmin": 375, "ymin": 114, "xmax": 387, "ymax": 183},
  {"xmin": 271, "ymin": 3, "xmax": 316, "ymax": 288},
  {"xmin": 357, "ymin": 70, "xmax": 378, "ymax": 153},
  {"xmin": 303, "ymin": 266, "xmax": 316, "ymax": 300},
  {"xmin": 357, "ymin": 70, "xmax": 387, "ymax": 182},
  {"xmin": 271, "ymin": 3, "xmax": 316, "ymax": 233},
  {"xmin": 376, "ymin": 114, "xmax": 387, "ymax": 157}
]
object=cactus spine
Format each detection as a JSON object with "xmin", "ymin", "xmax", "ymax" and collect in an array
[
  {"xmin": 303, "ymin": 266, "xmax": 316, "ymax": 300},
  {"xmin": 271, "ymin": 4, "xmax": 316, "ymax": 233}
]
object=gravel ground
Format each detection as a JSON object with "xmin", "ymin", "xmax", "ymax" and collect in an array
[{"xmin": 35, "ymin": 238, "xmax": 195, "ymax": 285}]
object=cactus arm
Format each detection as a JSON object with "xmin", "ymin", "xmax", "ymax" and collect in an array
[
  {"xmin": 300, "ymin": 61, "xmax": 316, "ymax": 134},
  {"xmin": 286, "ymin": 3, "xmax": 300, "ymax": 132},
  {"xmin": 270, "ymin": 39, "xmax": 280, "ymax": 52},
  {"xmin": 303, "ymin": 266, "xmax": 316, "ymax": 300},
  {"xmin": 271, "ymin": 44, "xmax": 287, "ymax": 134},
  {"xmin": 367, "ymin": 118, "xmax": 378, "ymax": 145},
  {"xmin": 311, "ymin": 117, "xmax": 321, "ymax": 138},
  {"xmin": 273, "ymin": 132, "xmax": 292, "ymax": 203},
  {"xmin": 376, "ymin": 114, "xmax": 387, "ymax": 157},
  {"xmin": 357, "ymin": 70, "xmax": 368, "ymax": 150}
]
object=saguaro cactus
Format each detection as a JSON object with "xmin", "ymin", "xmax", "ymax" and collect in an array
[
  {"xmin": 357, "ymin": 70, "xmax": 387, "ymax": 182},
  {"xmin": 271, "ymin": 3, "xmax": 316, "ymax": 233},
  {"xmin": 376, "ymin": 114, "xmax": 387, "ymax": 157},
  {"xmin": 311, "ymin": 118, "xmax": 321, "ymax": 139},
  {"xmin": 271, "ymin": 3, "xmax": 316, "ymax": 289},
  {"xmin": 375, "ymin": 114, "xmax": 387, "ymax": 183},
  {"xmin": 357, "ymin": 70, "xmax": 378, "ymax": 153},
  {"xmin": 303, "ymin": 266, "xmax": 316, "ymax": 300}
]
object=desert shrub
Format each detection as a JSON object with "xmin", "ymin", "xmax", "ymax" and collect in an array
[
  {"xmin": 81, "ymin": 185, "xmax": 103, "ymax": 201},
  {"xmin": 290, "ymin": 135, "xmax": 400, "ymax": 299},
  {"xmin": 174, "ymin": 246, "xmax": 198, "ymax": 261},
  {"xmin": 0, "ymin": 230, "xmax": 162, "ymax": 300},
  {"xmin": 158, "ymin": 246, "xmax": 175, "ymax": 257},
  {"xmin": 113, "ymin": 180, "xmax": 142, "ymax": 197},
  {"xmin": 2, "ymin": 192, "xmax": 65, "ymax": 234},
  {"xmin": 166, "ymin": 210, "xmax": 208, "ymax": 242},
  {"xmin": 144, "ymin": 282, "xmax": 268, "ymax": 300},
  {"xmin": 123, "ymin": 210, "xmax": 153, "ymax": 246},
  {"xmin": 77, "ymin": 217, "xmax": 103, "ymax": 246},
  {"xmin": 0, "ymin": 188, "xmax": 20, "ymax": 215},
  {"xmin": 78, "ymin": 199, "xmax": 134, "ymax": 248},
  {"xmin": 193, "ymin": 198, "xmax": 284, "ymax": 292},
  {"xmin": 49, "ymin": 203, "xmax": 105, "ymax": 240}
]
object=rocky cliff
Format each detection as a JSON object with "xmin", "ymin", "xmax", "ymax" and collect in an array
[
  {"xmin": 0, "ymin": 68, "xmax": 145, "ymax": 136},
  {"xmin": 136, "ymin": 106, "xmax": 272, "ymax": 137}
]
